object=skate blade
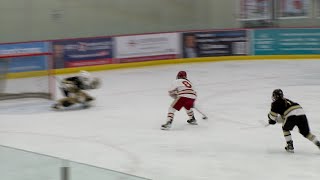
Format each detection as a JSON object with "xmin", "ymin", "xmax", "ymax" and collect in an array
[
  {"xmin": 161, "ymin": 126, "xmax": 171, "ymax": 130},
  {"xmin": 285, "ymin": 149, "xmax": 294, "ymax": 153}
]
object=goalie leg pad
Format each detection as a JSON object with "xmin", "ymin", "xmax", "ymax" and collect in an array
[
  {"xmin": 62, "ymin": 100, "xmax": 72, "ymax": 107},
  {"xmin": 77, "ymin": 91, "xmax": 94, "ymax": 102},
  {"xmin": 60, "ymin": 88, "xmax": 69, "ymax": 97},
  {"xmin": 57, "ymin": 97, "xmax": 77, "ymax": 107}
]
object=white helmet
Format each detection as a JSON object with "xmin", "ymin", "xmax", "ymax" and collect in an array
[
  {"xmin": 79, "ymin": 70, "xmax": 90, "ymax": 77},
  {"xmin": 79, "ymin": 70, "xmax": 91, "ymax": 81}
]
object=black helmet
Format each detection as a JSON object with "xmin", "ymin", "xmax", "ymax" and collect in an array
[{"xmin": 272, "ymin": 89, "xmax": 283, "ymax": 101}]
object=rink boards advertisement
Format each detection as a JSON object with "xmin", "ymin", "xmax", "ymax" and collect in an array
[
  {"xmin": 181, "ymin": 30, "xmax": 248, "ymax": 58},
  {"xmin": 253, "ymin": 28, "xmax": 320, "ymax": 55},
  {"xmin": 114, "ymin": 33, "xmax": 180, "ymax": 63},
  {"xmin": 52, "ymin": 37, "xmax": 113, "ymax": 69},
  {"xmin": 0, "ymin": 42, "xmax": 50, "ymax": 72},
  {"xmin": 3, "ymin": 27, "xmax": 320, "ymax": 74}
]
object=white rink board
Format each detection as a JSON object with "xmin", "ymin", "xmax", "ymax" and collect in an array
[
  {"xmin": 2, "ymin": 76, "xmax": 50, "ymax": 94},
  {"xmin": 0, "ymin": 59, "xmax": 320, "ymax": 180}
]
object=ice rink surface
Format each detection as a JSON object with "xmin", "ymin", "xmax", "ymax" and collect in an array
[{"xmin": 0, "ymin": 59, "xmax": 320, "ymax": 180}]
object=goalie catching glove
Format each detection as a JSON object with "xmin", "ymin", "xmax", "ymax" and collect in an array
[
  {"xmin": 89, "ymin": 77, "xmax": 101, "ymax": 89},
  {"xmin": 80, "ymin": 77, "xmax": 101, "ymax": 90},
  {"xmin": 78, "ymin": 70, "xmax": 101, "ymax": 90}
]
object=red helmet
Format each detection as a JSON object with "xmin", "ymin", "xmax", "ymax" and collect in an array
[{"xmin": 177, "ymin": 71, "xmax": 187, "ymax": 79}]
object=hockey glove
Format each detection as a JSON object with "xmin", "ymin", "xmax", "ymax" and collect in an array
[
  {"xmin": 268, "ymin": 119, "xmax": 276, "ymax": 125},
  {"xmin": 267, "ymin": 114, "xmax": 277, "ymax": 125},
  {"xmin": 169, "ymin": 90, "xmax": 177, "ymax": 99}
]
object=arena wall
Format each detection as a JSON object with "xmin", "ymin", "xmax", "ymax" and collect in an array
[{"xmin": 2, "ymin": 27, "xmax": 320, "ymax": 79}]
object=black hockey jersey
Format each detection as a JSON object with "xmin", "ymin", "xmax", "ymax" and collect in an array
[
  {"xmin": 268, "ymin": 98, "xmax": 303, "ymax": 121},
  {"xmin": 64, "ymin": 76, "xmax": 87, "ymax": 90}
]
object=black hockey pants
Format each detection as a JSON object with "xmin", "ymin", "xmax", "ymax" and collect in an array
[{"xmin": 282, "ymin": 115, "xmax": 310, "ymax": 137}]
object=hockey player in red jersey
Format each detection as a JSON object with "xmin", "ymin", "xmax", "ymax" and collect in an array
[
  {"xmin": 161, "ymin": 71, "xmax": 197, "ymax": 130},
  {"xmin": 268, "ymin": 89, "xmax": 320, "ymax": 153}
]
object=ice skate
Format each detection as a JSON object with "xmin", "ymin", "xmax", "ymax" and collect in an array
[
  {"xmin": 285, "ymin": 140, "xmax": 294, "ymax": 153},
  {"xmin": 51, "ymin": 103, "xmax": 62, "ymax": 110},
  {"xmin": 161, "ymin": 121, "xmax": 172, "ymax": 130},
  {"xmin": 315, "ymin": 141, "xmax": 320, "ymax": 150},
  {"xmin": 187, "ymin": 116, "xmax": 198, "ymax": 125}
]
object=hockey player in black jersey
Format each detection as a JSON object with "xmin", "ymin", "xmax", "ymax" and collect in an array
[
  {"xmin": 268, "ymin": 89, "xmax": 320, "ymax": 153},
  {"xmin": 52, "ymin": 70, "xmax": 101, "ymax": 110},
  {"xmin": 60, "ymin": 70, "xmax": 100, "ymax": 97}
]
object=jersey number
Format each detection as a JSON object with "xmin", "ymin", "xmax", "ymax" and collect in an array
[{"xmin": 182, "ymin": 81, "xmax": 192, "ymax": 88}]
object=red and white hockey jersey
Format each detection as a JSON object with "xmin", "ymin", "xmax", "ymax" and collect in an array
[{"xmin": 168, "ymin": 79, "xmax": 197, "ymax": 99}]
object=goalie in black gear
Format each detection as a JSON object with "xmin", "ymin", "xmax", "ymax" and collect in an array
[
  {"xmin": 52, "ymin": 70, "xmax": 101, "ymax": 110},
  {"xmin": 268, "ymin": 89, "xmax": 320, "ymax": 153}
]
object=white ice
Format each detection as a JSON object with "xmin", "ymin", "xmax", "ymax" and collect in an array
[{"xmin": 0, "ymin": 59, "xmax": 320, "ymax": 180}]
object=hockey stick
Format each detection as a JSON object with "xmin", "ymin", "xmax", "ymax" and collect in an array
[
  {"xmin": 240, "ymin": 120, "xmax": 270, "ymax": 130},
  {"xmin": 258, "ymin": 120, "xmax": 270, "ymax": 127},
  {"xmin": 169, "ymin": 95, "xmax": 208, "ymax": 120},
  {"xmin": 194, "ymin": 106, "xmax": 208, "ymax": 120}
]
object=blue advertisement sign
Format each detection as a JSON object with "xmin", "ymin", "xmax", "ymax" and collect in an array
[
  {"xmin": 52, "ymin": 37, "xmax": 113, "ymax": 69},
  {"xmin": 182, "ymin": 30, "xmax": 248, "ymax": 58},
  {"xmin": 0, "ymin": 42, "xmax": 49, "ymax": 72},
  {"xmin": 253, "ymin": 28, "xmax": 320, "ymax": 55},
  {"xmin": 0, "ymin": 42, "xmax": 49, "ymax": 55},
  {"xmin": 9, "ymin": 56, "xmax": 48, "ymax": 72}
]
